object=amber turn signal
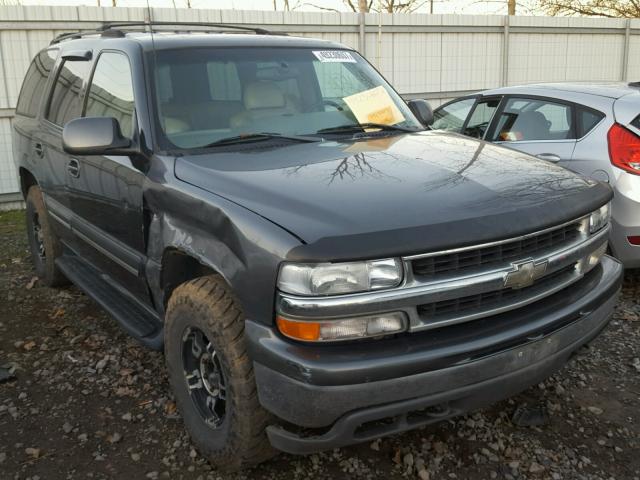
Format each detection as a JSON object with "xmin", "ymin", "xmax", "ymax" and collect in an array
[{"xmin": 276, "ymin": 316, "xmax": 321, "ymax": 341}]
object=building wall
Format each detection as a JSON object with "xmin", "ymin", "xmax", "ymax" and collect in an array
[{"xmin": 0, "ymin": 6, "xmax": 638, "ymax": 203}]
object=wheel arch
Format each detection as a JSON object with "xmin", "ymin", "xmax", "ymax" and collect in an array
[{"xmin": 19, "ymin": 167, "xmax": 38, "ymax": 199}]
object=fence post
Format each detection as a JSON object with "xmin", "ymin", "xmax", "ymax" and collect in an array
[
  {"xmin": 622, "ymin": 18, "xmax": 631, "ymax": 81},
  {"xmin": 502, "ymin": 15, "xmax": 510, "ymax": 86},
  {"xmin": 358, "ymin": 12, "xmax": 366, "ymax": 57}
]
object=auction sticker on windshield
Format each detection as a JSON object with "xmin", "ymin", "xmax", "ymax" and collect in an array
[
  {"xmin": 343, "ymin": 86, "xmax": 406, "ymax": 126},
  {"xmin": 313, "ymin": 50, "xmax": 357, "ymax": 63}
]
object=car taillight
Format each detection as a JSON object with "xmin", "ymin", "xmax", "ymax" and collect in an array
[{"xmin": 607, "ymin": 123, "xmax": 640, "ymax": 175}]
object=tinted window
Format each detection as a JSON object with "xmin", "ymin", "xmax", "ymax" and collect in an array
[
  {"xmin": 463, "ymin": 98, "xmax": 500, "ymax": 138},
  {"xmin": 431, "ymin": 98, "xmax": 476, "ymax": 133},
  {"xmin": 16, "ymin": 50, "xmax": 57, "ymax": 117},
  {"xmin": 46, "ymin": 59, "xmax": 90, "ymax": 126},
  {"xmin": 314, "ymin": 61, "xmax": 370, "ymax": 99},
  {"xmin": 633, "ymin": 114, "xmax": 640, "ymax": 130},
  {"xmin": 85, "ymin": 52, "xmax": 135, "ymax": 138},
  {"xmin": 577, "ymin": 108, "xmax": 605, "ymax": 137},
  {"xmin": 153, "ymin": 48, "xmax": 422, "ymax": 149},
  {"xmin": 492, "ymin": 98, "xmax": 574, "ymax": 141}
]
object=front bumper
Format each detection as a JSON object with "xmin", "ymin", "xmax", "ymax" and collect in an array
[{"xmin": 246, "ymin": 256, "xmax": 622, "ymax": 454}]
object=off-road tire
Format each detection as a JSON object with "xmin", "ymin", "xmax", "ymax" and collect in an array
[
  {"xmin": 25, "ymin": 186, "xmax": 68, "ymax": 287},
  {"xmin": 164, "ymin": 275, "xmax": 276, "ymax": 471}
]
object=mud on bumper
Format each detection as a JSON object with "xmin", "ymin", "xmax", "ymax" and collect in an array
[{"xmin": 247, "ymin": 256, "xmax": 622, "ymax": 454}]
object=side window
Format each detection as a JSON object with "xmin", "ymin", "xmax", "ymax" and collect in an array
[
  {"xmin": 463, "ymin": 98, "xmax": 500, "ymax": 138},
  {"xmin": 85, "ymin": 52, "xmax": 135, "ymax": 138},
  {"xmin": 431, "ymin": 98, "xmax": 476, "ymax": 133},
  {"xmin": 492, "ymin": 97, "xmax": 574, "ymax": 142},
  {"xmin": 206, "ymin": 62, "xmax": 241, "ymax": 101},
  {"xmin": 16, "ymin": 49, "xmax": 57, "ymax": 117},
  {"xmin": 577, "ymin": 108, "xmax": 605, "ymax": 138},
  {"xmin": 46, "ymin": 59, "xmax": 90, "ymax": 127}
]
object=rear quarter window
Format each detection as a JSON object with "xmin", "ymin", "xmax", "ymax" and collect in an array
[
  {"xmin": 16, "ymin": 49, "xmax": 57, "ymax": 118},
  {"xmin": 631, "ymin": 114, "xmax": 640, "ymax": 130},
  {"xmin": 577, "ymin": 108, "xmax": 605, "ymax": 138}
]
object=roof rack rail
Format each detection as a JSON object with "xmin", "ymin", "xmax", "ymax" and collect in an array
[
  {"xmin": 100, "ymin": 21, "xmax": 281, "ymax": 36},
  {"xmin": 49, "ymin": 21, "xmax": 285, "ymax": 45}
]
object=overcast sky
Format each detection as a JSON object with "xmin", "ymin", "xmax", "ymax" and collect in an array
[{"xmin": 17, "ymin": 0, "xmax": 539, "ymax": 16}]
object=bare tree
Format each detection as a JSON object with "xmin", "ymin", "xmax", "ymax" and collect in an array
[
  {"xmin": 537, "ymin": 0, "xmax": 640, "ymax": 17},
  {"xmin": 308, "ymin": 0, "xmax": 426, "ymax": 13}
]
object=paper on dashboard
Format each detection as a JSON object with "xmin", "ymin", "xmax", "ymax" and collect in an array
[{"xmin": 343, "ymin": 86, "xmax": 405, "ymax": 126}]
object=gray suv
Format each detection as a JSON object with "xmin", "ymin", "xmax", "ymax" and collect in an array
[
  {"xmin": 432, "ymin": 83, "xmax": 640, "ymax": 268},
  {"xmin": 12, "ymin": 23, "xmax": 622, "ymax": 471}
]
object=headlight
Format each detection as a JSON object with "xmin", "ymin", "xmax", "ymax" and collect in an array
[
  {"xmin": 277, "ymin": 312, "xmax": 407, "ymax": 342},
  {"xmin": 589, "ymin": 203, "xmax": 611, "ymax": 234},
  {"xmin": 277, "ymin": 258, "xmax": 403, "ymax": 296}
]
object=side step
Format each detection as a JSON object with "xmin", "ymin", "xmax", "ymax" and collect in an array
[{"xmin": 56, "ymin": 254, "xmax": 164, "ymax": 350}]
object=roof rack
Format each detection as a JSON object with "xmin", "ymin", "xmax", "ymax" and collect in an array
[{"xmin": 49, "ymin": 21, "xmax": 284, "ymax": 45}]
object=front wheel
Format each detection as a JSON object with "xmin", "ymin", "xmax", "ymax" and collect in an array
[{"xmin": 164, "ymin": 275, "xmax": 275, "ymax": 471}]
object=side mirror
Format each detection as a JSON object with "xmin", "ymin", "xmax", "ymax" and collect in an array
[
  {"xmin": 63, "ymin": 117, "xmax": 132, "ymax": 156},
  {"xmin": 407, "ymin": 99, "xmax": 434, "ymax": 127}
]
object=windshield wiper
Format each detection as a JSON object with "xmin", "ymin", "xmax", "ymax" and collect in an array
[
  {"xmin": 203, "ymin": 132, "xmax": 320, "ymax": 148},
  {"xmin": 316, "ymin": 123, "xmax": 420, "ymax": 134}
]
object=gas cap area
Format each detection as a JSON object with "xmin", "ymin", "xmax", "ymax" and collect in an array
[{"xmin": 590, "ymin": 170, "xmax": 610, "ymax": 183}]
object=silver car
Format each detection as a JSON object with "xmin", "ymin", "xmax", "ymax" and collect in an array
[{"xmin": 431, "ymin": 83, "xmax": 640, "ymax": 268}]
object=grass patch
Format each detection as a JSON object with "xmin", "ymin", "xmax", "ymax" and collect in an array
[{"xmin": 0, "ymin": 209, "xmax": 26, "ymax": 235}]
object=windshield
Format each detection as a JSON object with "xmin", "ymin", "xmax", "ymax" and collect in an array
[{"xmin": 151, "ymin": 47, "xmax": 422, "ymax": 149}]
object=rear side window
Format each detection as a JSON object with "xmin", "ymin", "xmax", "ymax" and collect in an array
[
  {"xmin": 492, "ymin": 98, "xmax": 574, "ymax": 142},
  {"xmin": 46, "ymin": 59, "xmax": 91, "ymax": 127},
  {"xmin": 577, "ymin": 108, "xmax": 605, "ymax": 138},
  {"xmin": 631, "ymin": 114, "xmax": 640, "ymax": 130},
  {"xmin": 16, "ymin": 50, "xmax": 57, "ymax": 118},
  {"xmin": 85, "ymin": 52, "xmax": 136, "ymax": 138}
]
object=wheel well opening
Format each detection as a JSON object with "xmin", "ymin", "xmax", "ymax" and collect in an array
[
  {"xmin": 19, "ymin": 168, "xmax": 38, "ymax": 199},
  {"xmin": 161, "ymin": 249, "xmax": 217, "ymax": 307}
]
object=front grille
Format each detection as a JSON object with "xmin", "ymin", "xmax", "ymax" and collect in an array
[
  {"xmin": 417, "ymin": 263, "xmax": 577, "ymax": 323},
  {"xmin": 411, "ymin": 222, "xmax": 582, "ymax": 279}
]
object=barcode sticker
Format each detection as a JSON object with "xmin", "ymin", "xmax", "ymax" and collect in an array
[{"xmin": 313, "ymin": 50, "xmax": 357, "ymax": 63}]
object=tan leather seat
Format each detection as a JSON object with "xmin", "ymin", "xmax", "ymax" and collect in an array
[{"xmin": 230, "ymin": 81, "xmax": 297, "ymax": 129}]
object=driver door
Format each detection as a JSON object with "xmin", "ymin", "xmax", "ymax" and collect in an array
[{"xmin": 66, "ymin": 50, "xmax": 152, "ymax": 305}]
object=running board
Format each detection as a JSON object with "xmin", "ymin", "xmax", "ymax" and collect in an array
[{"xmin": 56, "ymin": 254, "xmax": 163, "ymax": 350}]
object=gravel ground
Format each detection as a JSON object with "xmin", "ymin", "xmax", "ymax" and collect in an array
[{"xmin": 1, "ymin": 208, "xmax": 639, "ymax": 480}]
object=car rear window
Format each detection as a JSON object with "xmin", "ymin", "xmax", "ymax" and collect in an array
[
  {"xmin": 46, "ymin": 59, "xmax": 91, "ymax": 127},
  {"xmin": 16, "ymin": 49, "xmax": 57, "ymax": 118},
  {"xmin": 577, "ymin": 108, "xmax": 605, "ymax": 138}
]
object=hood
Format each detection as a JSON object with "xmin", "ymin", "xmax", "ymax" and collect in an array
[{"xmin": 175, "ymin": 131, "xmax": 612, "ymax": 261}]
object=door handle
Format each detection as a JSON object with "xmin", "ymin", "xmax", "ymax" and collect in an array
[
  {"xmin": 34, "ymin": 142, "xmax": 44, "ymax": 158},
  {"xmin": 67, "ymin": 158, "xmax": 80, "ymax": 178},
  {"xmin": 535, "ymin": 153, "xmax": 562, "ymax": 163}
]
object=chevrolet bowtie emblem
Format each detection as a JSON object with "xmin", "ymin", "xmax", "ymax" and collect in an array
[{"xmin": 503, "ymin": 258, "xmax": 548, "ymax": 289}]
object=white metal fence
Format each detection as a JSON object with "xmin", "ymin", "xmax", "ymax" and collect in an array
[{"xmin": 1, "ymin": 5, "xmax": 639, "ymax": 208}]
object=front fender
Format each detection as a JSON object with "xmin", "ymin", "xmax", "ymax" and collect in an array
[{"xmin": 145, "ymin": 182, "xmax": 301, "ymax": 326}]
